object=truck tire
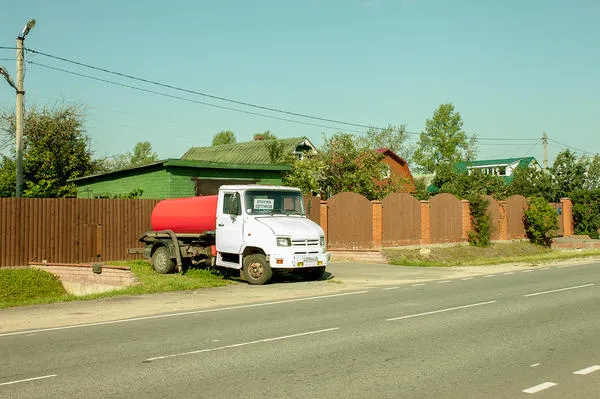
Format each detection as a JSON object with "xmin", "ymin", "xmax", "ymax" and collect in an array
[
  {"xmin": 303, "ymin": 266, "xmax": 326, "ymax": 281},
  {"xmin": 242, "ymin": 254, "xmax": 272, "ymax": 285},
  {"xmin": 152, "ymin": 246, "xmax": 177, "ymax": 274}
]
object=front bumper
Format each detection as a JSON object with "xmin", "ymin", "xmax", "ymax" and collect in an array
[{"xmin": 267, "ymin": 251, "xmax": 330, "ymax": 269}]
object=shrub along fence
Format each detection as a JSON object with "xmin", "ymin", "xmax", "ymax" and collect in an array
[{"xmin": 0, "ymin": 194, "xmax": 574, "ymax": 267}]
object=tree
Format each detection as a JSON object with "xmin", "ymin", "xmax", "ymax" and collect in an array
[
  {"xmin": 413, "ymin": 103, "xmax": 478, "ymax": 174},
  {"xmin": 0, "ymin": 105, "xmax": 100, "ymax": 197},
  {"xmin": 130, "ymin": 141, "xmax": 158, "ymax": 166},
  {"xmin": 584, "ymin": 154, "xmax": 600, "ymax": 190},
  {"xmin": 437, "ymin": 167, "xmax": 506, "ymax": 199},
  {"xmin": 288, "ymin": 133, "xmax": 403, "ymax": 200},
  {"xmin": 506, "ymin": 167, "xmax": 557, "ymax": 201},
  {"xmin": 212, "ymin": 130, "xmax": 237, "ymax": 146},
  {"xmin": 253, "ymin": 130, "xmax": 277, "ymax": 141},
  {"xmin": 101, "ymin": 141, "xmax": 158, "ymax": 172},
  {"xmin": 282, "ymin": 153, "xmax": 325, "ymax": 195},
  {"xmin": 358, "ymin": 124, "xmax": 412, "ymax": 163},
  {"xmin": 550, "ymin": 149, "xmax": 588, "ymax": 199}
]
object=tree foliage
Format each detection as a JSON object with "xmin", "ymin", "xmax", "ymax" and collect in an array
[
  {"xmin": 524, "ymin": 196, "xmax": 558, "ymax": 247},
  {"xmin": 413, "ymin": 103, "xmax": 477, "ymax": 174},
  {"xmin": 550, "ymin": 149, "xmax": 587, "ymax": 199},
  {"xmin": 467, "ymin": 195, "xmax": 492, "ymax": 247},
  {"xmin": 101, "ymin": 141, "xmax": 158, "ymax": 172},
  {"xmin": 212, "ymin": 130, "xmax": 237, "ymax": 146},
  {"xmin": 506, "ymin": 167, "xmax": 557, "ymax": 201},
  {"xmin": 433, "ymin": 164, "xmax": 505, "ymax": 199},
  {"xmin": 0, "ymin": 105, "xmax": 100, "ymax": 197},
  {"xmin": 253, "ymin": 130, "xmax": 277, "ymax": 141},
  {"xmin": 284, "ymin": 133, "xmax": 403, "ymax": 200},
  {"xmin": 358, "ymin": 125, "xmax": 412, "ymax": 163},
  {"xmin": 570, "ymin": 189, "xmax": 600, "ymax": 238}
]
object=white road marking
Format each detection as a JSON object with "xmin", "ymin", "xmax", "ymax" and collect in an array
[
  {"xmin": 144, "ymin": 327, "xmax": 340, "ymax": 362},
  {"xmin": 0, "ymin": 374, "xmax": 57, "ymax": 386},
  {"xmin": 437, "ymin": 280, "xmax": 451, "ymax": 284},
  {"xmin": 574, "ymin": 365, "xmax": 600, "ymax": 375},
  {"xmin": 530, "ymin": 363, "xmax": 540, "ymax": 367},
  {"xmin": 483, "ymin": 275, "xmax": 496, "ymax": 278},
  {"xmin": 538, "ymin": 268, "xmax": 549, "ymax": 271},
  {"xmin": 503, "ymin": 272, "xmax": 515, "ymax": 275},
  {"xmin": 412, "ymin": 283, "xmax": 426, "ymax": 287},
  {"xmin": 386, "ymin": 301, "xmax": 496, "ymax": 321},
  {"xmin": 522, "ymin": 270, "xmax": 535, "ymax": 273},
  {"xmin": 462, "ymin": 277, "xmax": 474, "ymax": 281},
  {"xmin": 522, "ymin": 382, "xmax": 557, "ymax": 394},
  {"xmin": 524, "ymin": 283, "xmax": 595, "ymax": 297},
  {"xmin": 0, "ymin": 291, "xmax": 367, "ymax": 337},
  {"xmin": 383, "ymin": 287, "xmax": 400, "ymax": 291}
]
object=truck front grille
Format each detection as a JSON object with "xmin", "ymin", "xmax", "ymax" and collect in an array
[
  {"xmin": 292, "ymin": 239, "xmax": 319, "ymax": 246},
  {"xmin": 292, "ymin": 239, "xmax": 320, "ymax": 255}
]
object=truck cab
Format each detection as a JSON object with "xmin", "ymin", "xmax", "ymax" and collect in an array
[{"xmin": 215, "ymin": 185, "xmax": 329, "ymax": 284}]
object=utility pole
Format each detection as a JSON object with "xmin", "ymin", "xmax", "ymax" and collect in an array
[
  {"xmin": 542, "ymin": 132, "xmax": 548, "ymax": 170},
  {"xmin": 15, "ymin": 19, "xmax": 36, "ymax": 198}
]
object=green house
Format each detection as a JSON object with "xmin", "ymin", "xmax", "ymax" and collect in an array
[
  {"xmin": 455, "ymin": 157, "xmax": 541, "ymax": 184},
  {"xmin": 72, "ymin": 159, "xmax": 290, "ymax": 199},
  {"xmin": 426, "ymin": 157, "xmax": 541, "ymax": 193},
  {"xmin": 182, "ymin": 137, "xmax": 317, "ymax": 163}
]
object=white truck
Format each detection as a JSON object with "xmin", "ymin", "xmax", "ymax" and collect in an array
[{"xmin": 136, "ymin": 185, "xmax": 330, "ymax": 284}]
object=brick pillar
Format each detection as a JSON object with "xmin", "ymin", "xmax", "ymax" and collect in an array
[
  {"xmin": 560, "ymin": 198, "xmax": 574, "ymax": 237},
  {"xmin": 498, "ymin": 201, "xmax": 508, "ymax": 240},
  {"xmin": 319, "ymin": 201, "xmax": 328, "ymax": 241},
  {"xmin": 461, "ymin": 199, "xmax": 471, "ymax": 241},
  {"xmin": 420, "ymin": 200, "xmax": 431, "ymax": 245},
  {"xmin": 372, "ymin": 201, "xmax": 382, "ymax": 249}
]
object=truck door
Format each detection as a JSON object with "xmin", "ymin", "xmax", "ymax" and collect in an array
[{"xmin": 216, "ymin": 191, "xmax": 243, "ymax": 255}]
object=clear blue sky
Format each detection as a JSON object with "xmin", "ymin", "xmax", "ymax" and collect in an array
[{"xmin": 1, "ymin": 0, "xmax": 598, "ymax": 166}]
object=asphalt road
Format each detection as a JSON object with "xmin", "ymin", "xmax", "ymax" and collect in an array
[{"xmin": 1, "ymin": 261, "xmax": 599, "ymax": 398}]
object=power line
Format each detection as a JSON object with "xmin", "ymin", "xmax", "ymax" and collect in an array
[
  {"xmin": 26, "ymin": 48, "xmax": 385, "ymax": 132},
  {"xmin": 548, "ymin": 138, "xmax": 594, "ymax": 156},
  {"xmin": 28, "ymin": 60, "xmax": 367, "ymax": 134},
  {"xmin": 23, "ymin": 47, "xmax": 551, "ymax": 145}
]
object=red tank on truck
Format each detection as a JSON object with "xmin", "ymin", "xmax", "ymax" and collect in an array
[{"xmin": 130, "ymin": 185, "xmax": 330, "ymax": 285}]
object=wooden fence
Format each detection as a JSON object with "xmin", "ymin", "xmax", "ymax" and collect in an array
[
  {"xmin": 0, "ymin": 194, "xmax": 574, "ymax": 267},
  {"xmin": 319, "ymin": 193, "xmax": 574, "ymax": 250},
  {"xmin": 0, "ymin": 198, "xmax": 158, "ymax": 267}
]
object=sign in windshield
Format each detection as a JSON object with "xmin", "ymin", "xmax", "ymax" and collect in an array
[{"xmin": 245, "ymin": 190, "xmax": 305, "ymax": 215}]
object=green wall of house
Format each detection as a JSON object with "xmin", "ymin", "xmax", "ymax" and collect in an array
[{"xmin": 76, "ymin": 165, "xmax": 284, "ymax": 199}]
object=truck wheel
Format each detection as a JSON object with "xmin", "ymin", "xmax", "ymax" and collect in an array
[
  {"xmin": 242, "ymin": 254, "xmax": 272, "ymax": 285},
  {"xmin": 152, "ymin": 246, "xmax": 177, "ymax": 274},
  {"xmin": 303, "ymin": 266, "xmax": 326, "ymax": 281}
]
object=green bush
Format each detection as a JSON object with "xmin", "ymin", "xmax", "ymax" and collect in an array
[
  {"xmin": 570, "ymin": 189, "xmax": 600, "ymax": 238},
  {"xmin": 0, "ymin": 268, "xmax": 67, "ymax": 305},
  {"xmin": 524, "ymin": 196, "xmax": 558, "ymax": 246},
  {"xmin": 467, "ymin": 195, "xmax": 492, "ymax": 247}
]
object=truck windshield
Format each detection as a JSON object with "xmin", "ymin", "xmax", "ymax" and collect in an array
[{"xmin": 244, "ymin": 190, "xmax": 305, "ymax": 216}]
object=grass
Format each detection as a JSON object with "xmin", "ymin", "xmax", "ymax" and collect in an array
[
  {"xmin": 0, "ymin": 260, "xmax": 234, "ymax": 309},
  {"xmin": 0, "ymin": 268, "xmax": 69, "ymax": 307},
  {"xmin": 3, "ymin": 243, "xmax": 600, "ymax": 308},
  {"xmin": 384, "ymin": 241, "xmax": 600, "ymax": 267}
]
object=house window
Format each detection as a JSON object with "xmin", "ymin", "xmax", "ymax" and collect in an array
[{"xmin": 381, "ymin": 164, "xmax": 391, "ymax": 179}]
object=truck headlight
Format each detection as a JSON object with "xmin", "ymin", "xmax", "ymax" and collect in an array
[
  {"xmin": 276, "ymin": 237, "xmax": 292, "ymax": 247},
  {"xmin": 320, "ymin": 236, "xmax": 325, "ymax": 247}
]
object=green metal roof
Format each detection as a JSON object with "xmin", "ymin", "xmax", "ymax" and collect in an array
[
  {"xmin": 181, "ymin": 137, "xmax": 314, "ymax": 164},
  {"xmin": 455, "ymin": 157, "xmax": 538, "ymax": 172},
  {"xmin": 70, "ymin": 158, "xmax": 290, "ymax": 183}
]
